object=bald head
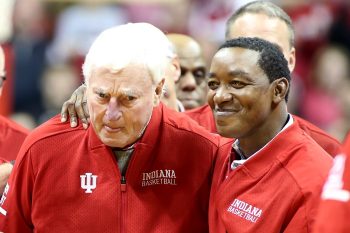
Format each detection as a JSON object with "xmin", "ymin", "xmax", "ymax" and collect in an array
[
  {"xmin": 166, "ymin": 34, "xmax": 203, "ymax": 59},
  {"xmin": 166, "ymin": 34, "xmax": 207, "ymax": 110}
]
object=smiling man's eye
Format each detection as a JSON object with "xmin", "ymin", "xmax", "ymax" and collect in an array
[{"xmin": 230, "ymin": 80, "xmax": 245, "ymax": 88}]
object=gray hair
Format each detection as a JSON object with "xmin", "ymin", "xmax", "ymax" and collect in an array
[
  {"xmin": 226, "ymin": 1, "xmax": 295, "ymax": 48},
  {"xmin": 83, "ymin": 23, "xmax": 174, "ymax": 86}
]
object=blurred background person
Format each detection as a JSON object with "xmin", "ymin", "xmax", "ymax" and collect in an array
[
  {"xmin": 0, "ymin": 45, "xmax": 29, "ymax": 194},
  {"xmin": 0, "ymin": 45, "xmax": 28, "ymax": 162},
  {"xmin": 301, "ymin": 45, "xmax": 350, "ymax": 142},
  {"xmin": 167, "ymin": 34, "xmax": 207, "ymax": 110},
  {"xmin": 11, "ymin": 0, "xmax": 52, "ymax": 121},
  {"xmin": 46, "ymin": 0, "xmax": 128, "ymax": 66},
  {"xmin": 38, "ymin": 64, "xmax": 80, "ymax": 124}
]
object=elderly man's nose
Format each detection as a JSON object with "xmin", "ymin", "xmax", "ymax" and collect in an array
[{"xmin": 106, "ymin": 99, "xmax": 121, "ymax": 120}]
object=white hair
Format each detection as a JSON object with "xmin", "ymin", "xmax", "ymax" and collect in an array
[{"xmin": 82, "ymin": 22, "xmax": 174, "ymax": 86}]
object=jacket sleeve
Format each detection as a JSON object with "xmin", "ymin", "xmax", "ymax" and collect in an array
[{"xmin": 0, "ymin": 149, "xmax": 34, "ymax": 233}]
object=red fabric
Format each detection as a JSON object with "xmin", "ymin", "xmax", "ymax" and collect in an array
[
  {"xmin": 0, "ymin": 104, "xmax": 220, "ymax": 233},
  {"xmin": 187, "ymin": 104, "xmax": 341, "ymax": 157},
  {"xmin": 0, "ymin": 115, "xmax": 29, "ymax": 161},
  {"xmin": 184, "ymin": 104, "xmax": 217, "ymax": 133},
  {"xmin": 209, "ymin": 122, "xmax": 332, "ymax": 233},
  {"xmin": 313, "ymin": 134, "xmax": 350, "ymax": 233}
]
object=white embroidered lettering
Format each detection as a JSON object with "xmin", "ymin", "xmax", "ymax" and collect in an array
[
  {"xmin": 227, "ymin": 198, "xmax": 263, "ymax": 223},
  {"xmin": 141, "ymin": 169, "xmax": 177, "ymax": 187}
]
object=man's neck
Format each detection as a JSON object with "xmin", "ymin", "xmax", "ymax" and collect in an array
[{"xmin": 238, "ymin": 111, "xmax": 289, "ymax": 158}]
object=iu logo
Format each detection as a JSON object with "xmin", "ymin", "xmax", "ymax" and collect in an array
[{"xmin": 80, "ymin": 173, "xmax": 98, "ymax": 193}]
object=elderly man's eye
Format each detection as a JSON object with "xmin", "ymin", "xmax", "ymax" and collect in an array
[
  {"xmin": 126, "ymin": 96, "xmax": 136, "ymax": 101},
  {"xmin": 98, "ymin": 93, "xmax": 107, "ymax": 98}
]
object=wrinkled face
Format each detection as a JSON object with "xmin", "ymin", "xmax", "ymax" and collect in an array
[
  {"xmin": 87, "ymin": 65, "xmax": 162, "ymax": 148},
  {"xmin": 207, "ymin": 47, "xmax": 274, "ymax": 138},
  {"xmin": 227, "ymin": 13, "xmax": 295, "ymax": 72},
  {"xmin": 175, "ymin": 56, "xmax": 207, "ymax": 110}
]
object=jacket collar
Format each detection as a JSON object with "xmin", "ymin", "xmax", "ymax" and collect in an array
[{"xmin": 233, "ymin": 121, "xmax": 305, "ymax": 178}]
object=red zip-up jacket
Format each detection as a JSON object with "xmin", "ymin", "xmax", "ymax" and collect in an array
[
  {"xmin": 209, "ymin": 121, "xmax": 332, "ymax": 233},
  {"xmin": 185, "ymin": 104, "xmax": 341, "ymax": 156},
  {"xmin": 0, "ymin": 104, "xmax": 220, "ymax": 233}
]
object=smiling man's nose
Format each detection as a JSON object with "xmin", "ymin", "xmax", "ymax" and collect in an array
[{"xmin": 213, "ymin": 86, "xmax": 232, "ymax": 105}]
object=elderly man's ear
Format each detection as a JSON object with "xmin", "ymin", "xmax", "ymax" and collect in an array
[{"xmin": 154, "ymin": 78, "xmax": 165, "ymax": 105}]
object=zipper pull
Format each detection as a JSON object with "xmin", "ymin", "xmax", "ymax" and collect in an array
[{"xmin": 121, "ymin": 176, "xmax": 127, "ymax": 192}]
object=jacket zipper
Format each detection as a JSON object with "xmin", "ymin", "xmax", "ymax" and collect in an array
[{"xmin": 120, "ymin": 175, "xmax": 127, "ymax": 233}]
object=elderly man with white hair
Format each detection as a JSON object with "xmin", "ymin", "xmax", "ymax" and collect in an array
[{"xmin": 0, "ymin": 23, "xmax": 220, "ymax": 233}]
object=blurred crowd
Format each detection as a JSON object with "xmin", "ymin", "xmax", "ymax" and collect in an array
[{"xmin": 0, "ymin": 0, "xmax": 349, "ymax": 142}]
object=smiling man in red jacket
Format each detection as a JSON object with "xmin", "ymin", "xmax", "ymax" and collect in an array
[
  {"xmin": 0, "ymin": 23, "xmax": 220, "ymax": 233},
  {"xmin": 208, "ymin": 37, "xmax": 332, "ymax": 233}
]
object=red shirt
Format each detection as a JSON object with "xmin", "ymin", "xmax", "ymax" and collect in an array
[
  {"xmin": 186, "ymin": 104, "xmax": 341, "ymax": 156},
  {"xmin": 0, "ymin": 115, "xmax": 29, "ymax": 161},
  {"xmin": 313, "ymin": 133, "xmax": 350, "ymax": 233},
  {"xmin": 0, "ymin": 104, "xmax": 220, "ymax": 233},
  {"xmin": 209, "ymin": 121, "xmax": 333, "ymax": 233}
]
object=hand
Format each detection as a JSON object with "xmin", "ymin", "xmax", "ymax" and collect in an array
[
  {"xmin": 61, "ymin": 84, "xmax": 89, "ymax": 129},
  {"xmin": 0, "ymin": 162, "xmax": 13, "ymax": 195}
]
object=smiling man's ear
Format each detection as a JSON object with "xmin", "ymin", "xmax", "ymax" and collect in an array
[{"xmin": 272, "ymin": 77, "xmax": 289, "ymax": 104}]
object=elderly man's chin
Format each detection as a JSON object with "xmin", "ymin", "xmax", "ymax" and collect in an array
[
  {"xmin": 99, "ymin": 131, "xmax": 134, "ymax": 148},
  {"xmin": 100, "ymin": 136, "xmax": 130, "ymax": 148}
]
